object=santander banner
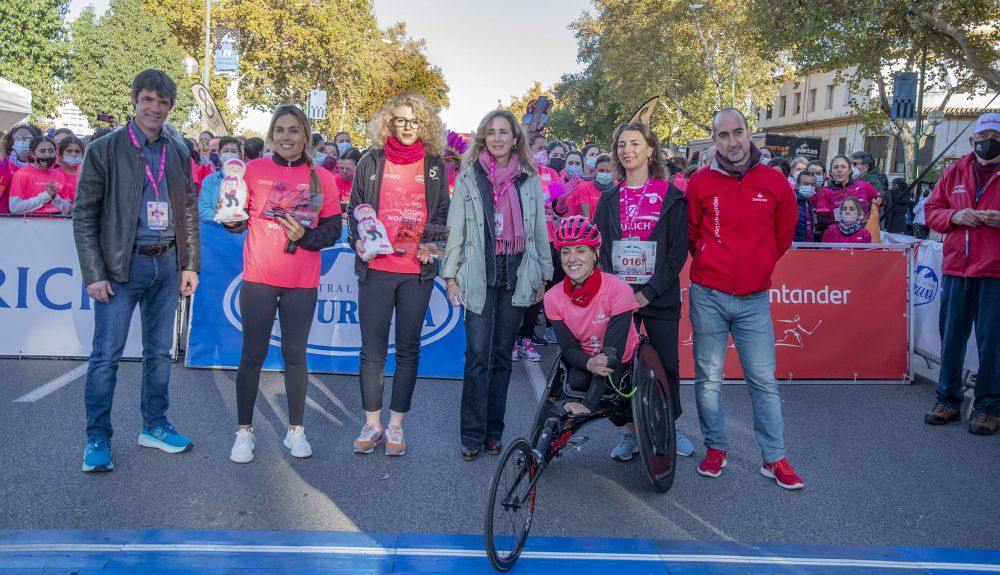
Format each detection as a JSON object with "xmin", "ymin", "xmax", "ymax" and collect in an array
[{"xmin": 678, "ymin": 248, "xmax": 909, "ymax": 381}]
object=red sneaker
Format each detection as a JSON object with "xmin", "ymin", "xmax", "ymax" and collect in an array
[
  {"xmin": 760, "ymin": 458, "xmax": 804, "ymax": 490},
  {"xmin": 697, "ymin": 448, "xmax": 727, "ymax": 478}
]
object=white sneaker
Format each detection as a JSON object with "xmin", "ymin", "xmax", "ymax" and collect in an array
[
  {"xmin": 230, "ymin": 428, "xmax": 255, "ymax": 464},
  {"xmin": 284, "ymin": 427, "xmax": 312, "ymax": 458}
]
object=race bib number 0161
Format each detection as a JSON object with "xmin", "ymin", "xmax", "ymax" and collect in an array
[{"xmin": 612, "ymin": 240, "xmax": 656, "ymax": 284}]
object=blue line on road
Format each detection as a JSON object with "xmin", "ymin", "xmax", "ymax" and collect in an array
[{"xmin": 1, "ymin": 530, "xmax": 998, "ymax": 574}]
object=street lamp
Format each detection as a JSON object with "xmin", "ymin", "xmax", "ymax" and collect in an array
[{"xmin": 926, "ymin": 109, "xmax": 945, "ymax": 133}]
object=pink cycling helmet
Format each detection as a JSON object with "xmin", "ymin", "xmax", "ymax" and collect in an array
[{"xmin": 554, "ymin": 216, "xmax": 601, "ymax": 249}]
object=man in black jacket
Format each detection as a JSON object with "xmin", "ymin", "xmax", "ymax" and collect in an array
[{"xmin": 73, "ymin": 70, "xmax": 200, "ymax": 473}]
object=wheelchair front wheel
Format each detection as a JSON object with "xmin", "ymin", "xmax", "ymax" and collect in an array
[{"xmin": 485, "ymin": 438, "xmax": 539, "ymax": 572}]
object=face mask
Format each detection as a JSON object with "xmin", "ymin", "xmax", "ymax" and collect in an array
[
  {"xmin": 815, "ymin": 174, "xmax": 825, "ymax": 187},
  {"xmin": 548, "ymin": 157, "xmax": 565, "ymax": 172},
  {"xmin": 209, "ymin": 151, "xmax": 220, "ymax": 168},
  {"xmin": 585, "ymin": 156, "xmax": 597, "ymax": 168},
  {"xmin": 219, "ymin": 152, "xmax": 239, "ymax": 166},
  {"xmin": 790, "ymin": 169, "xmax": 802, "ymax": 181},
  {"xmin": 62, "ymin": 155, "xmax": 84, "ymax": 167},
  {"xmin": 532, "ymin": 150, "xmax": 548, "ymax": 167},
  {"xmin": 595, "ymin": 172, "xmax": 613, "ymax": 186},
  {"xmin": 313, "ymin": 152, "xmax": 327, "ymax": 165},
  {"xmin": 974, "ymin": 138, "xmax": 1000, "ymax": 162},
  {"xmin": 337, "ymin": 142, "xmax": 351, "ymax": 155},
  {"xmin": 797, "ymin": 185, "xmax": 816, "ymax": 199},
  {"xmin": 841, "ymin": 212, "xmax": 859, "ymax": 225},
  {"xmin": 565, "ymin": 165, "xmax": 583, "ymax": 177},
  {"xmin": 35, "ymin": 157, "xmax": 55, "ymax": 169},
  {"xmin": 850, "ymin": 166, "xmax": 861, "ymax": 179},
  {"xmin": 12, "ymin": 141, "xmax": 30, "ymax": 157}
]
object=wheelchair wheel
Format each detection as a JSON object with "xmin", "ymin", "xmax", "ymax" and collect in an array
[
  {"xmin": 485, "ymin": 438, "xmax": 538, "ymax": 572},
  {"xmin": 632, "ymin": 344, "xmax": 677, "ymax": 492}
]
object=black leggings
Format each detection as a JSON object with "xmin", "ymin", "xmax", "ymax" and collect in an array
[
  {"xmin": 235, "ymin": 281, "xmax": 317, "ymax": 426},
  {"xmin": 358, "ymin": 269, "xmax": 434, "ymax": 413},
  {"xmin": 635, "ymin": 315, "xmax": 682, "ymax": 420}
]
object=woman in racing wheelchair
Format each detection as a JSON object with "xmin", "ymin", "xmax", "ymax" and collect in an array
[{"xmin": 542, "ymin": 216, "xmax": 640, "ymax": 416}]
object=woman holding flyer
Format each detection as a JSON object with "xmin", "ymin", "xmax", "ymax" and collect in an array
[
  {"xmin": 224, "ymin": 106, "xmax": 342, "ymax": 464},
  {"xmin": 442, "ymin": 109, "xmax": 553, "ymax": 461},
  {"xmin": 593, "ymin": 122, "xmax": 693, "ymax": 460},
  {"xmin": 347, "ymin": 93, "xmax": 449, "ymax": 456}
]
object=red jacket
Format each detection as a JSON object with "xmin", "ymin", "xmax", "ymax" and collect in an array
[
  {"xmin": 925, "ymin": 153, "xmax": 1000, "ymax": 278},
  {"xmin": 687, "ymin": 162, "xmax": 798, "ymax": 295}
]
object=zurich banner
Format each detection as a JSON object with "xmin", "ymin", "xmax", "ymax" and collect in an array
[{"xmin": 186, "ymin": 222, "xmax": 466, "ymax": 378}]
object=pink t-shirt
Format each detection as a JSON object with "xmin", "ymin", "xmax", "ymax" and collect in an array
[
  {"xmin": 8, "ymin": 164, "xmax": 70, "ymax": 215},
  {"xmin": 0, "ymin": 158, "xmax": 20, "ymax": 215},
  {"xmin": 567, "ymin": 180, "xmax": 602, "ymax": 217},
  {"xmin": 821, "ymin": 225, "xmax": 872, "ymax": 244},
  {"xmin": 243, "ymin": 159, "xmax": 341, "ymax": 289},
  {"xmin": 618, "ymin": 178, "xmax": 668, "ymax": 241},
  {"xmin": 544, "ymin": 272, "xmax": 640, "ymax": 362},
  {"xmin": 369, "ymin": 159, "xmax": 426, "ymax": 275}
]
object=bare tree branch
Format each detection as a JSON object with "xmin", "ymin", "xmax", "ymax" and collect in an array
[{"xmin": 660, "ymin": 95, "xmax": 710, "ymax": 135}]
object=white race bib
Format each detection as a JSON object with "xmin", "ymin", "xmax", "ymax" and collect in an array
[
  {"xmin": 612, "ymin": 240, "xmax": 656, "ymax": 285},
  {"xmin": 147, "ymin": 201, "xmax": 169, "ymax": 230}
]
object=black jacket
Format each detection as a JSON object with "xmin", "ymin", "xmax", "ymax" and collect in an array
[
  {"xmin": 347, "ymin": 149, "xmax": 450, "ymax": 282},
  {"xmin": 595, "ymin": 182, "xmax": 688, "ymax": 320},
  {"xmin": 73, "ymin": 126, "xmax": 199, "ymax": 285}
]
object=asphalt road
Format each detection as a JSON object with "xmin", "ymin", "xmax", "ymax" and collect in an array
[{"xmin": 1, "ymin": 348, "xmax": 997, "ymax": 551}]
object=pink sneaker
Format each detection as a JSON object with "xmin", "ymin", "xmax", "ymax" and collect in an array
[
  {"xmin": 697, "ymin": 448, "xmax": 727, "ymax": 478},
  {"xmin": 760, "ymin": 458, "xmax": 804, "ymax": 490},
  {"xmin": 518, "ymin": 338, "xmax": 541, "ymax": 361}
]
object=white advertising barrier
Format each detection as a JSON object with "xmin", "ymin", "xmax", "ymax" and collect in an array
[
  {"xmin": 910, "ymin": 239, "xmax": 979, "ymax": 372},
  {"xmin": 0, "ymin": 217, "xmax": 145, "ymax": 358}
]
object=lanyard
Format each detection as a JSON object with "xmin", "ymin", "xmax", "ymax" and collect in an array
[
  {"xmin": 127, "ymin": 123, "xmax": 167, "ymax": 201},
  {"xmin": 619, "ymin": 178, "xmax": 650, "ymax": 236}
]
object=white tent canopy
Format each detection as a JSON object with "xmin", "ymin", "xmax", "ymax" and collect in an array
[{"xmin": 0, "ymin": 77, "xmax": 32, "ymax": 131}]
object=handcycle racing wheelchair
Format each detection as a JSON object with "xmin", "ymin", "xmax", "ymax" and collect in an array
[{"xmin": 483, "ymin": 337, "xmax": 677, "ymax": 571}]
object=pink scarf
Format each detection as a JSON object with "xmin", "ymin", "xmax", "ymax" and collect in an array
[
  {"xmin": 384, "ymin": 136, "xmax": 426, "ymax": 165},
  {"xmin": 478, "ymin": 151, "xmax": 525, "ymax": 255}
]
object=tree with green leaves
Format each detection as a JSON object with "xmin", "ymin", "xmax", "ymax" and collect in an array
[
  {"xmin": 145, "ymin": 0, "xmax": 449, "ymax": 143},
  {"xmin": 754, "ymin": 0, "xmax": 1000, "ymax": 172},
  {"xmin": 64, "ymin": 0, "xmax": 196, "ymax": 129},
  {"xmin": 545, "ymin": 0, "xmax": 783, "ymax": 149},
  {"xmin": 0, "ymin": 0, "xmax": 68, "ymax": 122}
]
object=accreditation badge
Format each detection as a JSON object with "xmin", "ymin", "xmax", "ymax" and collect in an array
[
  {"xmin": 147, "ymin": 201, "xmax": 169, "ymax": 230},
  {"xmin": 612, "ymin": 240, "xmax": 656, "ymax": 284}
]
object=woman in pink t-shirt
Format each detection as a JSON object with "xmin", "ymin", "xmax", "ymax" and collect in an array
[
  {"xmin": 347, "ymin": 93, "xmax": 450, "ymax": 457},
  {"xmin": 223, "ymin": 106, "xmax": 343, "ymax": 464},
  {"xmin": 0, "ymin": 124, "xmax": 41, "ymax": 215},
  {"xmin": 821, "ymin": 196, "xmax": 872, "ymax": 244},
  {"xmin": 56, "ymin": 135, "xmax": 85, "ymax": 204},
  {"xmin": 8, "ymin": 136, "xmax": 72, "ymax": 216},
  {"xmin": 544, "ymin": 216, "xmax": 640, "ymax": 415}
]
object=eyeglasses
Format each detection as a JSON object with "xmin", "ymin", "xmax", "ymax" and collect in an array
[
  {"xmin": 391, "ymin": 117, "xmax": 420, "ymax": 129},
  {"xmin": 12, "ymin": 134, "xmax": 32, "ymax": 142}
]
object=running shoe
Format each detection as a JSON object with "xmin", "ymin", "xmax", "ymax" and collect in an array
[
  {"xmin": 138, "ymin": 424, "xmax": 193, "ymax": 454},
  {"xmin": 518, "ymin": 338, "xmax": 541, "ymax": 362},
  {"xmin": 284, "ymin": 427, "xmax": 312, "ymax": 458},
  {"xmin": 385, "ymin": 425, "xmax": 406, "ymax": 456},
  {"xmin": 82, "ymin": 437, "xmax": 113, "ymax": 472},
  {"xmin": 697, "ymin": 448, "xmax": 727, "ymax": 478},
  {"xmin": 676, "ymin": 429, "xmax": 695, "ymax": 456},
  {"xmin": 760, "ymin": 458, "xmax": 804, "ymax": 489},
  {"xmin": 230, "ymin": 428, "xmax": 255, "ymax": 463},
  {"xmin": 544, "ymin": 327, "xmax": 558, "ymax": 345},
  {"xmin": 353, "ymin": 423, "xmax": 384, "ymax": 454},
  {"xmin": 512, "ymin": 344, "xmax": 520, "ymax": 362},
  {"xmin": 610, "ymin": 431, "xmax": 638, "ymax": 461}
]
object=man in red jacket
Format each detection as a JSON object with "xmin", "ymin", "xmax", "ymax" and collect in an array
[
  {"xmin": 923, "ymin": 112, "xmax": 1000, "ymax": 435},
  {"xmin": 686, "ymin": 108, "xmax": 803, "ymax": 489}
]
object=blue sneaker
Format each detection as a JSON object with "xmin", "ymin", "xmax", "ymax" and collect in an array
[
  {"xmin": 544, "ymin": 327, "xmax": 558, "ymax": 345},
  {"xmin": 138, "ymin": 424, "xmax": 193, "ymax": 454},
  {"xmin": 676, "ymin": 429, "xmax": 695, "ymax": 457},
  {"xmin": 82, "ymin": 437, "xmax": 113, "ymax": 472},
  {"xmin": 610, "ymin": 431, "xmax": 638, "ymax": 461}
]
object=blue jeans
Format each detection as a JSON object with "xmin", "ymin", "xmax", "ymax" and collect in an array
[
  {"xmin": 936, "ymin": 275, "xmax": 999, "ymax": 414},
  {"xmin": 85, "ymin": 249, "xmax": 180, "ymax": 441},
  {"xmin": 689, "ymin": 282, "xmax": 786, "ymax": 463},
  {"xmin": 460, "ymin": 287, "xmax": 525, "ymax": 449}
]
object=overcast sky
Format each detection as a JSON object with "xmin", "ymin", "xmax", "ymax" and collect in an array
[{"xmin": 67, "ymin": 0, "xmax": 591, "ymax": 133}]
